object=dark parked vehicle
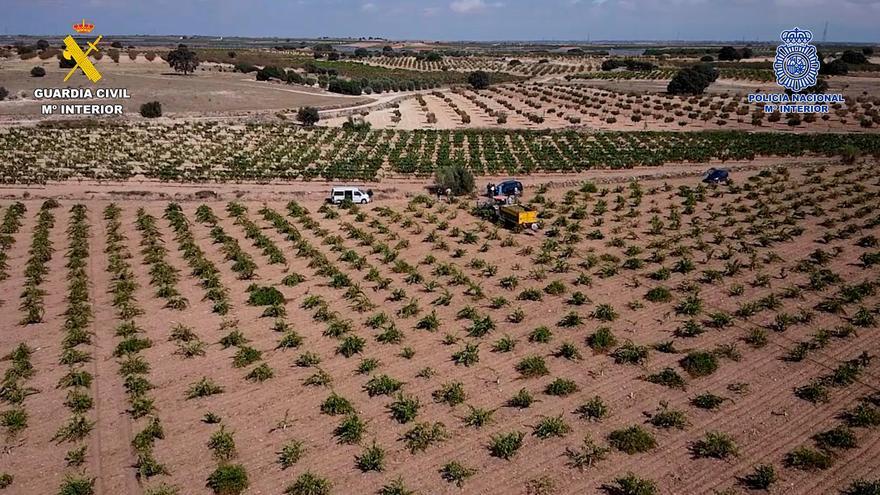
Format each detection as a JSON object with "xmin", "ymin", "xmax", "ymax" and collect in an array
[
  {"xmin": 702, "ymin": 168, "xmax": 730, "ymax": 184},
  {"xmin": 486, "ymin": 179, "xmax": 524, "ymax": 197}
]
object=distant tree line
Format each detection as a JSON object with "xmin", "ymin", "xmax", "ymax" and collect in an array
[
  {"xmin": 667, "ymin": 64, "xmax": 719, "ymax": 95},
  {"xmin": 718, "ymin": 46, "xmax": 754, "ymax": 61},
  {"xmin": 601, "ymin": 59, "xmax": 657, "ymax": 71}
]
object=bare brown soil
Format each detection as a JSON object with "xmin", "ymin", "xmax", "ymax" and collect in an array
[
  {"xmin": 0, "ymin": 57, "xmax": 371, "ymax": 120},
  {"xmin": 1, "ymin": 158, "xmax": 878, "ymax": 495}
]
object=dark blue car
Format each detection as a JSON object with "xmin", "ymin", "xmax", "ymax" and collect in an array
[
  {"xmin": 488, "ymin": 180, "xmax": 523, "ymax": 196},
  {"xmin": 702, "ymin": 168, "xmax": 730, "ymax": 184}
]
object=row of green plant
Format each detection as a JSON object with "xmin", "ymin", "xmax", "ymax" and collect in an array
[
  {"xmin": 0, "ymin": 202, "xmax": 26, "ymax": 281},
  {"xmin": 195, "ymin": 205, "xmax": 258, "ymax": 280},
  {"xmin": 55, "ymin": 204, "xmax": 98, "ymax": 495},
  {"xmin": 135, "ymin": 208, "xmax": 188, "ymax": 310},
  {"xmin": 4, "ymin": 124, "xmax": 880, "ymax": 182},
  {"xmin": 163, "ymin": 204, "xmax": 231, "ymax": 315},
  {"xmin": 20, "ymin": 200, "xmax": 57, "ymax": 324},
  {"xmin": 781, "ymin": 392, "xmax": 880, "ymax": 485},
  {"xmin": 0, "ymin": 341, "xmax": 34, "ymax": 490},
  {"xmin": 226, "ymin": 203, "xmax": 287, "ymax": 266},
  {"xmin": 104, "ymin": 204, "xmax": 172, "ymax": 487}
]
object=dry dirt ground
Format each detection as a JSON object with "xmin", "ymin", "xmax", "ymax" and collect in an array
[
  {"xmin": 0, "ymin": 56, "xmax": 371, "ymax": 121},
  {"xmin": 0, "ymin": 158, "xmax": 878, "ymax": 495}
]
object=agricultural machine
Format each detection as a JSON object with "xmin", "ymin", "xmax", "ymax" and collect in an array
[{"xmin": 476, "ymin": 180, "xmax": 540, "ymax": 232}]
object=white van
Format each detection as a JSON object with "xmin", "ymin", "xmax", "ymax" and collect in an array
[{"xmin": 328, "ymin": 186, "xmax": 373, "ymax": 205}]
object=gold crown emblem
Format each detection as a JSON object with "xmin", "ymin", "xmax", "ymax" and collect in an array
[{"xmin": 73, "ymin": 19, "xmax": 95, "ymax": 34}]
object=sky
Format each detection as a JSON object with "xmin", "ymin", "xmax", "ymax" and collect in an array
[{"xmin": 4, "ymin": 0, "xmax": 879, "ymax": 42}]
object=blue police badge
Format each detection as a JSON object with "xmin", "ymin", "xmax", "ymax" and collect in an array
[{"xmin": 774, "ymin": 27, "xmax": 820, "ymax": 93}]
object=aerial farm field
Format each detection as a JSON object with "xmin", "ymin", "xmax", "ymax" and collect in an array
[
  {"xmin": 0, "ymin": 161, "xmax": 879, "ymax": 495},
  {"xmin": 1, "ymin": 24, "xmax": 880, "ymax": 495}
]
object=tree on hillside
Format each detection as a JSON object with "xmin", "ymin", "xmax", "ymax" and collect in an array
[
  {"xmin": 0, "ymin": 87, "xmax": 8, "ymax": 101},
  {"xmin": 667, "ymin": 64, "xmax": 719, "ymax": 95},
  {"xmin": 820, "ymin": 58, "xmax": 849, "ymax": 76},
  {"xmin": 741, "ymin": 47, "xmax": 754, "ymax": 59},
  {"xmin": 297, "ymin": 107, "xmax": 320, "ymax": 126},
  {"xmin": 863, "ymin": 46, "xmax": 874, "ymax": 56},
  {"xmin": 841, "ymin": 50, "xmax": 868, "ymax": 65},
  {"xmin": 436, "ymin": 161, "xmax": 475, "ymax": 196},
  {"xmin": 468, "ymin": 71, "xmax": 491, "ymax": 90},
  {"xmin": 30, "ymin": 67, "xmax": 46, "ymax": 78},
  {"xmin": 602, "ymin": 59, "xmax": 623, "ymax": 71},
  {"xmin": 354, "ymin": 48, "xmax": 370, "ymax": 58},
  {"xmin": 256, "ymin": 66, "xmax": 286, "ymax": 81},
  {"xmin": 166, "ymin": 44, "xmax": 200, "ymax": 75},
  {"xmin": 383, "ymin": 45, "xmax": 394, "ymax": 54},
  {"xmin": 140, "ymin": 101, "xmax": 162, "ymax": 118},
  {"xmin": 36, "ymin": 39, "xmax": 49, "ymax": 51},
  {"xmin": 718, "ymin": 46, "xmax": 742, "ymax": 61}
]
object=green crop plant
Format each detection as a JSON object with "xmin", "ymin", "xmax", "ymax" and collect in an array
[
  {"xmin": 841, "ymin": 479, "xmax": 880, "ymax": 495},
  {"xmin": 463, "ymin": 406, "xmax": 495, "ymax": 428},
  {"xmin": 363, "ymin": 375, "xmax": 402, "ymax": 396},
  {"xmin": 608, "ymin": 426, "xmax": 657, "ymax": 454},
  {"xmin": 452, "ymin": 343, "xmax": 480, "ymax": 366},
  {"xmin": 207, "ymin": 426, "xmax": 236, "ymax": 461},
  {"xmin": 645, "ymin": 368, "xmax": 685, "ymax": 389},
  {"xmin": 439, "ymin": 461, "xmax": 476, "ymax": 488},
  {"xmin": 294, "ymin": 352, "xmax": 321, "ymax": 368},
  {"xmin": 588, "ymin": 327, "xmax": 617, "ymax": 353},
  {"xmin": 813, "ymin": 425, "xmax": 857, "ymax": 450},
  {"xmin": 785, "ymin": 446, "xmax": 834, "ymax": 471},
  {"xmin": 492, "ymin": 335, "xmax": 517, "ymax": 352},
  {"xmin": 388, "ymin": 394, "xmax": 420, "ymax": 424},
  {"xmin": 58, "ymin": 474, "xmax": 96, "ymax": 495},
  {"xmin": 529, "ymin": 326, "xmax": 553, "ymax": 343},
  {"xmin": 575, "ymin": 396, "xmax": 609, "ymax": 421},
  {"xmin": 334, "ymin": 414, "xmax": 366, "ymax": 444},
  {"xmin": 355, "ymin": 357, "xmax": 379, "ymax": 375},
  {"xmin": 680, "ymin": 351, "xmax": 718, "ymax": 377},
  {"xmin": 356, "ymin": 441, "xmax": 386, "ymax": 472},
  {"xmin": 186, "ymin": 378, "xmax": 224, "ymax": 399},
  {"xmin": 691, "ymin": 392, "xmax": 725, "ymax": 410},
  {"xmin": 613, "ymin": 341, "xmax": 649, "ymax": 365},
  {"xmin": 533, "ymin": 415, "xmax": 572, "ymax": 439},
  {"xmin": 516, "ymin": 356, "xmax": 549, "ymax": 378},
  {"xmin": 507, "ymin": 388, "xmax": 535, "ymax": 409},
  {"xmin": 545, "ymin": 378, "xmax": 578, "ymax": 396},
  {"xmin": 52, "ymin": 415, "xmax": 95, "ymax": 443},
  {"xmin": 690, "ymin": 431, "xmax": 738, "ymax": 459},
  {"xmin": 433, "ymin": 382, "xmax": 466, "ymax": 406},
  {"xmin": 649, "ymin": 403, "xmax": 688, "ymax": 429},
  {"xmin": 403, "ymin": 422, "xmax": 448, "ymax": 453},
  {"xmin": 601, "ymin": 473, "xmax": 657, "ymax": 495},
  {"xmin": 740, "ymin": 464, "xmax": 777, "ymax": 490},
  {"xmin": 488, "ymin": 431, "xmax": 525, "ymax": 459},
  {"xmin": 555, "ymin": 342, "xmax": 582, "ymax": 360},
  {"xmin": 565, "ymin": 435, "xmax": 611, "ymax": 470}
]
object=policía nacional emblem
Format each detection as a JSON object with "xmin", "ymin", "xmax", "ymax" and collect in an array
[{"xmin": 773, "ymin": 27, "xmax": 820, "ymax": 93}]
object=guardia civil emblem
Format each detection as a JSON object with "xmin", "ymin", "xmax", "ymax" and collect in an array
[{"xmin": 773, "ymin": 27, "xmax": 820, "ymax": 93}]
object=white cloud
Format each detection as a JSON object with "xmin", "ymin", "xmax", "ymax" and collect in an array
[
  {"xmin": 450, "ymin": 0, "xmax": 503, "ymax": 13},
  {"xmin": 361, "ymin": 2, "xmax": 377, "ymax": 11}
]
